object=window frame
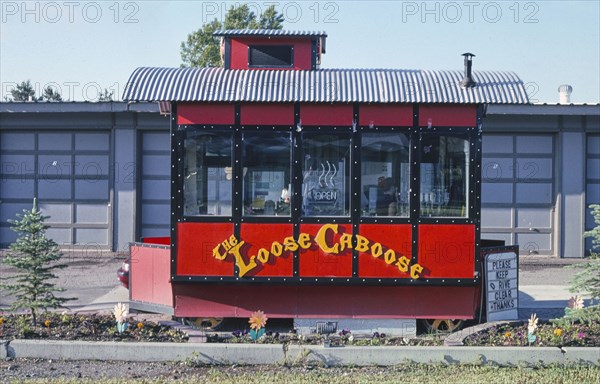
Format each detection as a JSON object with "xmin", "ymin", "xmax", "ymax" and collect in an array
[
  {"xmin": 417, "ymin": 131, "xmax": 472, "ymax": 219},
  {"xmin": 248, "ymin": 45, "xmax": 294, "ymax": 68},
  {"xmin": 241, "ymin": 131, "xmax": 293, "ymax": 219},
  {"xmin": 359, "ymin": 130, "xmax": 411, "ymax": 219},
  {"xmin": 300, "ymin": 131, "xmax": 353, "ymax": 219},
  {"xmin": 181, "ymin": 128, "xmax": 234, "ymax": 219}
]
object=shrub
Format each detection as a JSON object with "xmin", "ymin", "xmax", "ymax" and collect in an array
[
  {"xmin": 584, "ymin": 204, "xmax": 600, "ymax": 253},
  {"xmin": 569, "ymin": 205, "xmax": 600, "ymax": 301},
  {"xmin": 0, "ymin": 199, "xmax": 75, "ymax": 326}
]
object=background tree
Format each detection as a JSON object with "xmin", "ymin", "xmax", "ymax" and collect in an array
[
  {"xmin": 10, "ymin": 80, "xmax": 36, "ymax": 101},
  {"xmin": 42, "ymin": 86, "xmax": 62, "ymax": 101},
  {"xmin": 0, "ymin": 199, "xmax": 75, "ymax": 326},
  {"xmin": 224, "ymin": 4, "xmax": 260, "ymax": 29},
  {"xmin": 180, "ymin": 4, "xmax": 284, "ymax": 68},
  {"xmin": 98, "ymin": 89, "xmax": 114, "ymax": 102},
  {"xmin": 258, "ymin": 6, "xmax": 284, "ymax": 29}
]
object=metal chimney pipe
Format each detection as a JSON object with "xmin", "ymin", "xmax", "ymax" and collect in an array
[
  {"xmin": 558, "ymin": 84, "xmax": 573, "ymax": 104},
  {"xmin": 461, "ymin": 53, "xmax": 476, "ymax": 88}
]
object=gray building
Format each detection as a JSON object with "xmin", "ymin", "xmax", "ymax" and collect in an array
[{"xmin": 1, "ymin": 102, "xmax": 598, "ymax": 257}]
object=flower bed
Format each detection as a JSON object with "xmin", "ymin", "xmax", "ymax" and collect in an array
[
  {"xmin": 208, "ymin": 330, "xmax": 444, "ymax": 347},
  {"xmin": 0, "ymin": 312, "xmax": 188, "ymax": 342},
  {"xmin": 463, "ymin": 320, "xmax": 600, "ymax": 347},
  {"xmin": 2, "ymin": 302, "xmax": 599, "ymax": 348}
]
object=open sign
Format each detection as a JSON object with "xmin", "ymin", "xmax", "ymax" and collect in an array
[{"xmin": 309, "ymin": 188, "xmax": 338, "ymax": 202}]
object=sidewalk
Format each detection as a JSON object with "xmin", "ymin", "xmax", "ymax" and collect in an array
[{"xmin": 518, "ymin": 256, "xmax": 593, "ymax": 320}]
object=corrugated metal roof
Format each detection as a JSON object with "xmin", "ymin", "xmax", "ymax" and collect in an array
[
  {"xmin": 122, "ymin": 67, "xmax": 530, "ymax": 104},
  {"xmin": 213, "ymin": 29, "xmax": 327, "ymax": 37}
]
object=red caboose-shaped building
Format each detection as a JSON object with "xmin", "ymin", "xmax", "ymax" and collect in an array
[{"xmin": 123, "ymin": 29, "xmax": 527, "ymax": 331}]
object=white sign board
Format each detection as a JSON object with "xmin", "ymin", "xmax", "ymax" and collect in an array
[{"xmin": 485, "ymin": 251, "xmax": 518, "ymax": 321}]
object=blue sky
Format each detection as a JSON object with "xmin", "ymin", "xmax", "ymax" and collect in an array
[{"xmin": 1, "ymin": 1, "xmax": 599, "ymax": 103}]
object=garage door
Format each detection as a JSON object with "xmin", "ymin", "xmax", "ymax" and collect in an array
[
  {"xmin": 586, "ymin": 134, "xmax": 600, "ymax": 255},
  {"xmin": 138, "ymin": 131, "xmax": 170, "ymax": 239},
  {"xmin": 1, "ymin": 131, "xmax": 112, "ymax": 249},
  {"xmin": 481, "ymin": 134, "xmax": 555, "ymax": 256}
]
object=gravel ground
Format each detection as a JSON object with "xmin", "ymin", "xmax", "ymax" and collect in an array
[
  {"xmin": 0, "ymin": 358, "xmax": 203, "ymax": 381},
  {"xmin": 0, "ymin": 359, "xmax": 450, "ymax": 382},
  {"xmin": 2, "ymin": 359, "xmax": 599, "ymax": 383}
]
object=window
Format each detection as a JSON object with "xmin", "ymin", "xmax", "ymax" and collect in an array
[
  {"xmin": 302, "ymin": 134, "xmax": 351, "ymax": 217},
  {"xmin": 183, "ymin": 131, "xmax": 232, "ymax": 216},
  {"xmin": 361, "ymin": 132, "xmax": 410, "ymax": 217},
  {"xmin": 249, "ymin": 45, "xmax": 293, "ymax": 67},
  {"xmin": 242, "ymin": 132, "xmax": 292, "ymax": 216},
  {"xmin": 420, "ymin": 134, "xmax": 469, "ymax": 217}
]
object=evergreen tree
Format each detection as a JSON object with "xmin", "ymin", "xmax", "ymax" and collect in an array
[
  {"xmin": 224, "ymin": 4, "xmax": 260, "ymax": 29},
  {"xmin": 42, "ymin": 86, "xmax": 62, "ymax": 101},
  {"xmin": 1, "ymin": 199, "xmax": 74, "ymax": 326},
  {"xmin": 569, "ymin": 204, "xmax": 600, "ymax": 301},
  {"xmin": 180, "ymin": 4, "xmax": 284, "ymax": 68},
  {"xmin": 258, "ymin": 5, "xmax": 285, "ymax": 29},
  {"xmin": 584, "ymin": 204, "xmax": 600, "ymax": 252},
  {"xmin": 569, "ymin": 257, "xmax": 600, "ymax": 301},
  {"xmin": 98, "ymin": 89, "xmax": 114, "ymax": 101},
  {"xmin": 10, "ymin": 80, "xmax": 36, "ymax": 101}
]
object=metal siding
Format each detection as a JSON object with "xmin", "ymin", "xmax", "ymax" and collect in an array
[
  {"xmin": 123, "ymin": 67, "xmax": 529, "ymax": 104},
  {"xmin": 177, "ymin": 103, "xmax": 235, "ymax": 125},
  {"xmin": 173, "ymin": 285, "xmax": 477, "ymax": 319},
  {"xmin": 358, "ymin": 104, "xmax": 413, "ymax": 126},
  {"xmin": 239, "ymin": 224, "xmax": 294, "ymax": 277},
  {"xmin": 418, "ymin": 105, "xmax": 477, "ymax": 127},
  {"xmin": 241, "ymin": 103, "xmax": 295, "ymax": 125},
  {"xmin": 300, "ymin": 103, "xmax": 353, "ymax": 126}
]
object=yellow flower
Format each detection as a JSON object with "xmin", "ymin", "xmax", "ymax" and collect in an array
[
  {"xmin": 44, "ymin": 319, "xmax": 51, "ymax": 328},
  {"xmin": 504, "ymin": 331, "xmax": 511, "ymax": 338},
  {"xmin": 248, "ymin": 310, "xmax": 268, "ymax": 331},
  {"xmin": 0, "ymin": 317, "xmax": 5, "ymax": 326},
  {"xmin": 137, "ymin": 322, "xmax": 144, "ymax": 329},
  {"xmin": 554, "ymin": 328, "xmax": 563, "ymax": 337}
]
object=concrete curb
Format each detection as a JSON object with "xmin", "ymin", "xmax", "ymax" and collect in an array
[{"xmin": 2, "ymin": 340, "xmax": 599, "ymax": 367}]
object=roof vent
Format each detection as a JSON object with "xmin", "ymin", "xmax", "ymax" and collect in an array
[
  {"xmin": 461, "ymin": 53, "xmax": 476, "ymax": 88},
  {"xmin": 558, "ymin": 84, "xmax": 573, "ymax": 104}
]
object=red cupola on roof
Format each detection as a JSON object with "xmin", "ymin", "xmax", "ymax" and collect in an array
[{"xmin": 214, "ymin": 29, "xmax": 327, "ymax": 70}]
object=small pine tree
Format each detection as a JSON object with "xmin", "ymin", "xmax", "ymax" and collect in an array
[
  {"xmin": 0, "ymin": 199, "xmax": 74, "ymax": 326},
  {"xmin": 569, "ymin": 204, "xmax": 600, "ymax": 301},
  {"xmin": 584, "ymin": 204, "xmax": 600, "ymax": 253}
]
